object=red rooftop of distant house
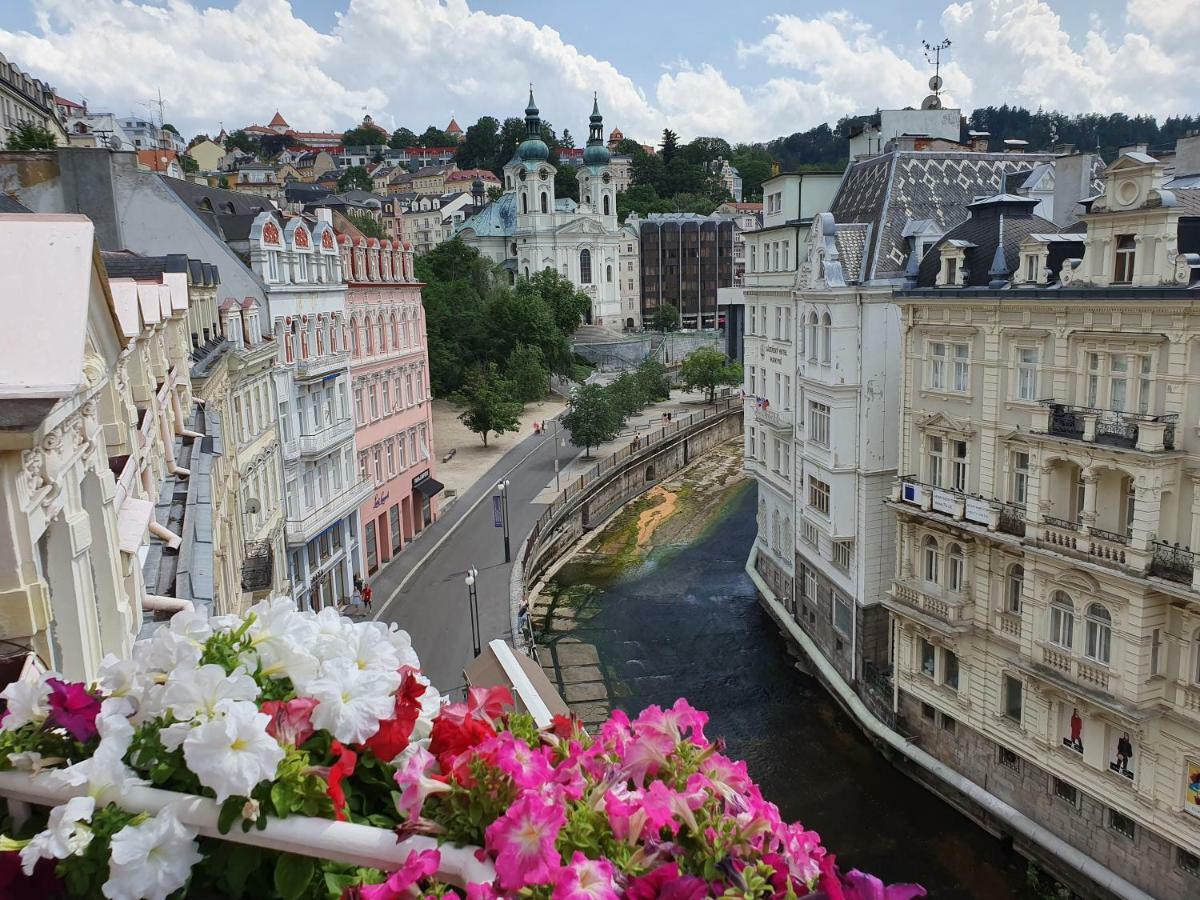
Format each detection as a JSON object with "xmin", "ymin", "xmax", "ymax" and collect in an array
[
  {"xmin": 268, "ymin": 111, "xmax": 289, "ymax": 128},
  {"xmin": 446, "ymin": 118, "xmax": 463, "ymax": 135}
]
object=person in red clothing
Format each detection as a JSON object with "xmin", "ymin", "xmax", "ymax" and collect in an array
[{"xmin": 362, "ymin": 582, "xmax": 373, "ymax": 611}]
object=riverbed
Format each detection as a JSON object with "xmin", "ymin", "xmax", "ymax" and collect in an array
[{"xmin": 535, "ymin": 442, "xmax": 1031, "ymax": 897}]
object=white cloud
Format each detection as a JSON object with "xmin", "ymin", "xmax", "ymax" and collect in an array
[{"xmin": 0, "ymin": 0, "xmax": 1196, "ymax": 146}]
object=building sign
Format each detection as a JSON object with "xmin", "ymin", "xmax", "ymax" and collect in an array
[
  {"xmin": 900, "ymin": 481, "xmax": 926, "ymax": 506},
  {"xmin": 1188, "ymin": 762, "xmax": 1200, "ymax": 818},
  {"xmin": 412, "ymin": 470, "xmax": 431, "ymax": 488},
  {"xmin": 493, "ymin": 495, "xmax": 503, "ymax": 528},
  {"xmin": 964, "ymin": 497, "xmax": 991, "ymax": 525},
  {"xmin": 1109, "ymin": 731, "xmax": 1134, "ymax": 781},
  {"xmin": 373, "ymin": 491, "xmax": 390, "ymax": 510},
  {"xmin": 931, "ymin": 490, "xmax": 957, "ymax": 516}
]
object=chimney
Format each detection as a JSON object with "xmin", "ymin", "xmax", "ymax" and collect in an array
[
  {"xmin": 1051, "ymin": 152, "xmax": 1097, "ymax": 229},
  {"xmin": 1118, "ymin": 143, "xmax": 1149, "ymax": 157},
  {"xmin": 315, "ymin": 207, "xmax": 333, "ymax": 225},
  {"xmin": 1174, "ymin": 133, "xmax": 1200, "ymax": 177},
  {"xmin": 968, "ymin": 130, "xmax": 990, "ymax": 153},
  {"xmin": 1003, "ymin": 138, "xmax": 1028, "ymax": 153}
]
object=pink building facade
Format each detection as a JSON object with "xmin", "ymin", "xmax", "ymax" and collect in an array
[{"xmin": 339, "ymin": 233, "xmax": 440, "ymax": 576}]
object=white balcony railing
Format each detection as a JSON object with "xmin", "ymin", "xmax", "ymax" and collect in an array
[
  {"xmin": 298, "ymin": 417, "xmax": 355, "ymax": 457},
  {"xmin": 294, "ymin": 349, "xmax": 350, "ymax": 381},
  {"xmin": 753, "ymin": 405, "xmax": 793, "ymax": 433},
  {"xmin": 285, "ymin": 478, "xmax": 373, "ymax": 545}
]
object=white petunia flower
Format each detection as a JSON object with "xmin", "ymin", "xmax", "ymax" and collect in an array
[
  {"xmin": 181, "ymin": 699, "xmax": 285, "ymax": 802},
  {"xmin": 134, "ymin": 627, "xmax": 202, "ymax": 676},
  {"xmin": 307, "ymin": 657, "xmax": 401, "ymax": 744},
  {"xmin": 46, "ymin": 738, "xmax": 143, "ymax": 807},
  {"xmin": 96, "ymin": 655, "xmax": 145, "ymax": 718},
  {"xmin": 243, "ymin": 597, "xmax": 319, "ymax": 687},
  {"xmin": 372, "ymin": 622, "xmax": 422, "ymax": 671},
  {"xmin": 7, "ymin": 751, "xmax": 64, "ymax": 773},
  {"xmin": 102, "ymin": 805, "xmax": 202, "ymax": 900},
  {"xmin": 163, "ymin": 663, "xmax": 258, "ymax": 722},
  {"xmin": 19, "ymin": 795, "xmax": 96, "ymax": 874},
  {"xmin": 0, "ymin": 673, "xmax": 55, "ymax": 730},
  {"xmin": 337, "ymin": 622, "xmax": 401, "ymax": 674}
]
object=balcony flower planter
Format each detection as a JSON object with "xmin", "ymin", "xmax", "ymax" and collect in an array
[{"xmin": 0, "ymin": 603, "xmax": 923, "ymax": 899}]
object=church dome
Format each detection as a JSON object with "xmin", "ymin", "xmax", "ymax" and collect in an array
[{"xmin": 583, "ymin": 142, "xmax": 611, "ymax": 168}]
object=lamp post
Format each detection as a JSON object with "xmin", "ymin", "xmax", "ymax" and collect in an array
[
  {"xmin": 495, "ymin": 479, "xmax": 511, "ymax": 562},
  {"xmin": 464, "ymin": 566, "xmax": 481, "ymax": 658},
  {"xmin": 554, "ymin": 420, "xmax": 566, "ymax": 491}
]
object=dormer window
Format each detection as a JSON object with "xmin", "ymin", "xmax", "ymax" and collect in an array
[
  {"xmin": 1114, "ymin": 235, "xmax": 1136, "ymax": 284},
  {"xmin": 1025, "ymin": 255, "xmax": 1037, "ymax": 283},
  {"xmin": 267, "ymin": 251, "xmax": 280, "ymax": 281},
  {"xmin": 945, "ymin": 257, "xmax": 958, "ymax": 285}
]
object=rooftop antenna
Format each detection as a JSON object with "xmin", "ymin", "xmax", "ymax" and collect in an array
[{"xmin": 921, "ymin": 38, "xmax": 951, "ymax": 110}]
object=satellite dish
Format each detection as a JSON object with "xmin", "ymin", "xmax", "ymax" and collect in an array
[
  {"xmin": 107, "ymin": 135, "xmax": 122, "ymax": 151},
  {"xmin": 921, "ymin": 94, "xmax": 943, "ymax": 110},
  {"xmin": 246, "ymin": 498, "xmax": 261, "ymax": 514},
  {"xmin": 929, "ymin": 75, "xmax": 943, "ymax": 92}
]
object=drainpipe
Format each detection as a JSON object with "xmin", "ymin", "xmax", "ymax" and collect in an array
[
  {"xmin": 746, "ymin": 549, "xmax": 1156, "ymax": 900},
  {"xmin": 143, "ymin": 594, "xmax": 194, "ymax": 613},
  {"xmin": 149, "ymin": 521, "xmax": 182, "ymax": 550}
]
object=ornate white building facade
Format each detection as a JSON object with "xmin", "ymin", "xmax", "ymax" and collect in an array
[{"xmin": 457, "ymin": 92, "xmax": 625, "ymax": 326}]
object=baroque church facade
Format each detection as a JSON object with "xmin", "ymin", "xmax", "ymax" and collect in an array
[{"xmin": 457, "ymin": 91, "xmax": 626, "ymax": 327}]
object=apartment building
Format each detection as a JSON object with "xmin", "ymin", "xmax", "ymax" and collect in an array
[
  {"xmin": 337, "ymin": 225, "xmax": 440, "ymax": 576},
  {"xmin": 0, "ymin": 52, "xmax": 64, "ymax": 147},
  {"xmin": 886, "ymin": 145, "xmax": 1200, "ymax": 898}
]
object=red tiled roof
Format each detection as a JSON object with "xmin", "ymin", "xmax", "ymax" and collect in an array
[
  {"xmin": 55, "ymin": 95, "xmax": 85, "ymax": 110},
  {"xmin": 446, "ymin": 117, "xmax": 462, "ymax": 134},
  {"xmin": 268, "ymin": 111, "xmax": 289, "ymax": 127}
]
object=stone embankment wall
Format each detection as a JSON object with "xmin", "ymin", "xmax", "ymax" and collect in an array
[{"xmin": 509, "ymin": 399, "xmax": 744, "ymax": 648}]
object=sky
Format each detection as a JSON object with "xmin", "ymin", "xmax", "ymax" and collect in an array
[{"xmin": 0, "ymin": 0, "xmax": 1194, "ymax": 145}]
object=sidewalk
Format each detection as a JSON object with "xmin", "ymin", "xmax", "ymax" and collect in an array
[{"xmin": 432, "ymin": 396, "xmax": 566, "ymax": 508}]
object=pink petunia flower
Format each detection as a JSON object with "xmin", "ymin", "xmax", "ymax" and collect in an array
[
  {"xmin": 261, "ymin": 697, "xmax": 318, "ymax": 748},
  {"xmin": 619, "ymin": 729, "xmax": 676, "ymax": 786},
  {"xmin": 360, "ymin": 848, "xmax": 441, "ymax": 900},
  {"xmin": 484, "ymin": 792, "xmax": 566, "ymax": 890},
  {"xmin": 486, "ymin": 732, "xmax": 555, "ymax": 790},
  {"xmin": 393, "ymin": 746, "xmax": 451, "ymax": 820},
  {"xmin": 46, "ymin": 679, "xmax": 102, "ymax": 742},
  {"xmin": 552, "ymin": 852, "xmax": 620, "ymax": 900},
  {"xmin": 625, "ymin": 862, "xmax": 709, "ymax": 900}
]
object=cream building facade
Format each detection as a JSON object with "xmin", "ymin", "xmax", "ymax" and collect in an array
[{"xmin": 887, "ymin": 147, "xmax": 1200, "ymax": 899}]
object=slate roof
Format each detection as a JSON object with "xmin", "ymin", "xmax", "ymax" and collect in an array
[
  {"xmin": 828, "ymin": 150, "xmax": 1056, "ymax": 282},
  {"xmin": 915, "ymin": 195, "xmax": 1058, "ymax": 287},
  {"xmin": 0, "ymin": 195, "xmax": 31, "ymax": 213},
  {"xmin": 833, "ymin": 224, "xmax": 870, "ymax": 284},
  {"xmin": 458, "ymin": 192, "xmax": 517, "ymax": 237},
  {"xmin": 160, "ymin": 177, "xmax": 271, "ymax": 239}
]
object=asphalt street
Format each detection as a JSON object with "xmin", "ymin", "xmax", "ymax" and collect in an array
[{"xmin": 370, "ymin": 421, "xmax": 578, "ymax": 694}]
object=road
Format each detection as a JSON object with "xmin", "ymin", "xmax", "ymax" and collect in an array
[{"xmin": 370, "ymin": 422, "xmax": 577, "ymax": 694}]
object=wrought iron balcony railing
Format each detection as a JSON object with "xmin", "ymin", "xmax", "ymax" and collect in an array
[
  {"xmin": 1040, "ymin": 401, "xmax": 1178, "ymax": 451},
  {"xmin": 1151, "ymin": 541, "xmax": 1197, "ymax": 585}
]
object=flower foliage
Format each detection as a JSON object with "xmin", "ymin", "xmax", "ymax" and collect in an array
[{"xmin": 0, "ymin": 603, "xmax": 923, "ymax": 900}]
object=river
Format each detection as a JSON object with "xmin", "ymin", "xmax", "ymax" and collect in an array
[{"xmin": 542, "ymin": 472, "xmax": 1032, "ymax": 898}]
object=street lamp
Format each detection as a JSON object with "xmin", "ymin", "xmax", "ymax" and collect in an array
[
  {"xmin": 495, "ymin": 479, "xmax": 511, "ymax": 563},
  {"xmin": 464, "ymin": 566, "xmax": 481, "ymax": 657}
]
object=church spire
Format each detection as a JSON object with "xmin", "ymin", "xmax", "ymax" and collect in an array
[
  {"xmin": 517, "ymin": 85, "xmax": 550, "ymax": 163},
  {"xmin": 583, "ymin": 92, "xmax": 611, "ymax": 169}
]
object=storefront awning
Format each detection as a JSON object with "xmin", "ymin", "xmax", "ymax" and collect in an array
[{"xmin": 413, "ymin": 476, "xmax": 445, "ymax": 498}]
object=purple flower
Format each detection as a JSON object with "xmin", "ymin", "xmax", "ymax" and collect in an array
[{"xmin": 46, "ymin": 679, "xmax": 101, "ymax": 742}]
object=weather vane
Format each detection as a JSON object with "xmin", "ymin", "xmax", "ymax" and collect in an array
[{"xmin": 920, "ymin": 38, "xmax": 952, "ymax": 109}]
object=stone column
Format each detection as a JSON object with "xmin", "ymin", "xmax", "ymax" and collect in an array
[
  {"xmin": 1188, "ymin": 473, "xmax": 1200, "ymax": 590},
  {"xmin": 1079, "ymin": 470, "xmax": 1099, "ymax": 534}
]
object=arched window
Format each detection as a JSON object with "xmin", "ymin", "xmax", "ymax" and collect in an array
[
  {"xmin": 510, "ymin": 242, "xmax": 517, "ymax": 257},
  {"xmin": 391, "ymin": 313, "xmax": 400, "ymax": 348},
  {"xmin": 821, "ymin": 312, "xmax": 832, "ymax": 363},
  {"xmin": 606, "ymin": 264, "xmax": 612, "ymax": 283},
  {"xmin": 1006, "ymin": 564, "xmax": 1023, "ymax": 613},
  {"xmin": 521, "ymin": 194, "xmax": 528, "ymax": 214},
  {"xmin": 585, "ymin": 194, "xmax": 591, "ymax": 206},
  {"xmin": 509, "ymin": 271, "xmax": 516, "ymax": 285},
  {"xmin": 540, "ymin": 192, "xmax": 548, "ymax": 214},
  {"xmin": 922, "ymin": 536, "xmax": 941, "ymax": 584},
  {"xmin": 947, "ymin": 544, "xmax": 965, "ymax": 592},
  {"xmin": 1084, "ymin": 603, "xmax": 1112, "ymax": 664},
  {"xmin": 580, "ymin": 249, "xmax": 592, "ymax": 284},
  {"xmin": 523, "ymin": 266, "xmax": 529, "ymax": 278},
  {"xmin": 375, "ymin": 316, "xmax": 386, "ymax": 353},
  {"xmin": 772, "ymin": 510, "xmax": 781, "ymax": 551},
  {"xmin": 329, "ymin": 321, "xmax": 338, "ymax": 353},
  {"xmin": 807, "ymin": 312, "xmax": 818, "ymax": 361},
  {"xmin": 1049, "ymin": 591, "xmax": 1075, "ymax": 649},
  {"xmin": 363, "ymin": 318, "xmax": 373, "ymax": 355},
  {"xmin": 603, "ymin": 195, "xmax": 611, "ymax": 216},
  {"xmin": 315, "ymin": 325, "xmax": 324, "ymax": 356}
]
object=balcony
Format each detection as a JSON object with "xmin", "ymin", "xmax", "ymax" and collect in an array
[
  {"xmin": 294, "ymin": 349, "xmax": 350, "ymax": 381},
  {"xmin": 1036, "ymin": 401, "xmax": 1178, "ymax": 452},
  {"xmin": 885, "ymin": 581, "xmax": 972, "ymax": 634},
  {"xmin": 753, "ymin": 404, "xmax": 793, "ymax": 434},
  {"xmin": 1034, "ymin": 644, "xmax": 1113, "ymax": 694},
  {"xmin": 241, "ymin": 539, "xmax": 273, "ymax": 592},
  {"xmin": 285, "ymin": 478, "xmax": 374, "ymax": 546},
  {"xmin": 298, "ymin": 417, "xmax": 354, "ymax": 458},
  {"xmin": 890, "ymin": 477, "xmax": 1021, "ymax": 537},
  {"xmin": 1150, "ymin": 541, "xmax": 1199, "ymax": 588},
  {"xmin": 1037, "ymin": 516, "xmax": 1131, "ymax": 567}
]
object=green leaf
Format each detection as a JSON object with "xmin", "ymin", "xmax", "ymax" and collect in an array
[
  {"xmin": 275, "ymin": 852, "xmax": 315, "ymax": 900},
  {"xmin": 218, "ymin": 797, "xmax": 242, "ymax": 835},
  {"xmin": 225, "ymin": 843, "xmax": 260, "ymax": 898},
  {"xmin": 325, "ymin": 872, "xmax": 357, "ymax": 896}
]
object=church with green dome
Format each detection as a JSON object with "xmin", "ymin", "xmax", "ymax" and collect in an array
[{"xmin": 456, "ymin": 88, "xmax": 637, "ymax": 328}]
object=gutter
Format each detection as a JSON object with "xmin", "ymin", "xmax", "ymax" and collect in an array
[{"xmin": 744, "ymin": 546, "xmax": 1156, "ymax": 900}]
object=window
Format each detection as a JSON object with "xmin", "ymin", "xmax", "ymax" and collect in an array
[
  {"xmin": 801, "ymin": 519, "xmax": 820, "ymax": 547},
  {"xmin": 820, "ymin": 313, "xmax": 832, "ymax": 363},
  {"xmin": 354, "ymin": 390, "xmax": 365, "ymax": 425},
  {"xmin": 951, "ymin": 439, "xmax": 968, "ymax": 492},
  {"xmin": 297, "ymin": 253, "xmax": 308, "ymax": 282},
  {"xmin": 603, "ymin": 195, "xmax": 611, "ymax": 216},
  {"xmin": 1113, "ymin": 235, "xmax": 1135, "ymax": 284},
  {"xmin": 580, "ymin": 248, "xmax": 592, "ymax": 284},
  {"xmin": 539, "ymin": 192, "xmax": 548, "ymax": 214},
  {"xmin": 1151, "ymin": 628, "xmax": 1163, "ymax": 677},
  {"xmin": 808, "ymin": 477, "xmax": 830, "ymax": 515},
  {"xmin": 940, "ymin": 714, "xmax": 957, "ymax": 734},
  {"xmin": 1003, "ymin": 675, "xmax": 1023, "ymax": 722},
  {"xmin": 750, "ymin": 245, "xmax": 756, "ymax": 272},
  {"xmin": 1122, "ymin": 476, "xmax": 1136, "ymax": 537},
  {"xmin": 926, "ymin": 435, "xmax": 945, "ymax": 486},
  {"xmin": 947, "ymin": 544, "xmax": 965, "ymax": 592},
  {"xmin": 1025, "ymin": 254, "xmax": 1038, "ymax": 283},
  {"xmin": 1109, "ymin": 809, "xmax": 1135, "ymax": 840},
  {"xmin": 930, "ymin": 342, "xmax": 946, "ymax": 389},
  {"xmin": 1049, "ymin": 591, "xmax": 1075, "ymax": 649},
  {"xmin": 368, "ymin": 385, "xmax": 379, "ymax": 419},
  {"xmin": 945, "ymin": 256, "xmax": 958, "ymax": 285},
  {"xmin": 920, "ymin": 639, "xmax": 936, "ymax": 678},
  {"xmin": 606, "ymin": 263, "xmax": 612, "ymax": 282},
  {"xmin": 1177, "ymin": 848, "xmax": 1200, "ymax": 878},
  {"xmin": 1053, "ymin": 778, "xmax": 1078, "ymax": 805},
  {"xmin": 999, "ymin": 747, "xmax": 1020, "ymax": 771},
  {"xmin": 809, "ymin": 402, "xmax": 830, "ymax": 447},
  {"xmin": 923, "ymin": 536, "xmax": 941, "ymax": 584},
  {"xmin": 807, "ymin": 312, "xmax": 818, "ymax": 360},
  {"xmin": 921, "ymin": 702, "xmax": 936, "ymax": 722},
  {"xmin": 833, "ymin": 593, "xmax": 852, "ymax": 636},
  {"xmin": 1084, "ymin": 603, "xmax": 1112, "ymax": 665},
  {"xmin": 953, "ymin": 343, "xmax": 970, "ymax": 392},
  {"xmin": 1016, "ymin": 347, "xmax": 1038, "ymax": 400},
  {"xmin": 267, "ymin": 250, "xmax": 279, "ymax": 281},
  {"xmin": 1011, "ymin": 451, "xmax": 1030, "ymax": 505},
  {"xmin": 943, "ymin": 650, "xmax": 960, "ymax": 689},
  {"xmin": 1006, "ymin": 564, "xmax": 1024, "ymax": 613},
  {"xmin": 832, "ymin": 539, "xmax": 853, "ymax": 573}
]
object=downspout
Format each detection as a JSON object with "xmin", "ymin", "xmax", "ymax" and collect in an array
[
  {"xmin": 746, "ymin": 550, "xmax": 1156, "ymax": 900},
  {"xmin": 143, "ymin": 594, "xmax": 194, "ymax": 614}
]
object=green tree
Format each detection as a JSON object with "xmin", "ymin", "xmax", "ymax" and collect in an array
[
  {"xmin": 388, "ymin": 127, "xmax": 419, "ymax": 149},
  {"xmin": 260, "ymin": 132, "xmax": 291, "ymax": 158},
  {"xmin": 453, "ymin": 364, "xmax": 522, "ymax": 447},
  {"xmin": 179, "ymin": 154, "xmax": 199, "ymax": 174},
  {"xmin": 5, "ymin": 122, "xmax": 57, "ymax": 150},
  {"xmin": 498, "ymin": 117, "xmax": 528, "ymax": 166},
  {"xmin": 729, "ymin": 144, "xmax": 775, "ymax": 200},
  {"xmin": 217, "ymin": 175, "xmax": 230, "ymax": 189},
  {"xmin": 416, "ymin": 239, "xmax": 497, "ymax": 394},
  {"xmin": 679, "ymin": 347, "xmax": 743, "ymax": 402},
  {"xmin": 649, "ymin": 303, "xmax": 680, "ymax": 332},
  {"xmin": 680, "ymin": 136, "xmax": 731, "ymax": 166},
  {"xmin": 455, "ymin": 116, "xmax": 501, "ymax": 171},
  {"xmin": 345, "ymin": 211, "xmax": 387, "ymax": 239},
  {"xmin": 608, "ymin": 372, "xmax": 645, "ymax": 420},
  {"xmin": 505, "ymin": 344, "xmax": 548, "ymax": 403},
  {"xmin": 419, "ymin": 126, "xmax": 453, "ymax": 147},
  {"xmin": 162, "ymin": 123, "xmax": 180, "ymax": 136},
  {"xmin": 555, "ymin": 162, "xmax": 579, "ymax": 204},
  {"xmin": 563, "ymin": 383, "xmax": 621, "ymax": 457},
  {"xmin": 635, "ymin": 357, "xmax": 670, "ymax": 402},
  {"xmin": 337, "ymin": 166, "xmax": 374, "ymax": 192},
  {"xmin": 341, "ymin": 126, "xmax": 384, "ymax": 147},
  {"xmin": 615, "ymin": 137, "xmax": 642, "ymax": 155},
  {"xmin": 486, "ymin": 185, "xmax": 504, "ymax": 202},
  {"xmin": 223, "ymin": 129, "xmax": 258, "ymax": 154},
  {"xmin": 525, "ymin": 269, "xmax": 591, "ymax": 337},
  {"xmin": 490, "ymin": 281, "xmax": 561, "ymax": 373},
  {"xmin": 660, "ymin": 129, "xmax": 679, "ymax": 164},
  {"xmin": 560, "ymin": 128, "xmax": 575, "ymax": 149}
]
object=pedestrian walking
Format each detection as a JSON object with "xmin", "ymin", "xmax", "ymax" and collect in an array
[
  {"xmin": 350, "ymin": 585, "xmax": 363, "ymax": 613},
  {"xmin": 362, "ymin": 582, "xmax": 373, "ymax": 611}
]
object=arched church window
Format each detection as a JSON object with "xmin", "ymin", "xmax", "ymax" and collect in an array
[
  {"xmin": 522, "ymin": 194, "xmax": 528, "ymax": 214},
  {"xmin": 606, "ymin": 264, "xmax": 612, "ymax": 282},
  {"xmin": 603, "ymin": 195, "xmax": 611, "ymax": 216},
  {"xmin": 580, "ymin": 249, "xmax": 592, "ymax": 284},
  {"xmin": 540, "ymin": 192, "xmax": 549, "ymax": 214}
]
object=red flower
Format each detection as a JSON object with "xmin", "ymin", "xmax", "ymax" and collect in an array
[
  {"xmin": 363, "ymin": 670, "xmax": 426, "ymax": 763},
  {"xmin": 46, "ymin": 678, "xmax": 101, "ymax": 742},
  {"xmin": 326, "ymin": 740, "xmax": 358, "ymax": 821},
  {"xmin": 261, "ymin": 697, "xmax": 318, "ymax": 747},
  {"xmin": 429, "ymin": 712, "xmax": 495, "ymax": 778},
  {"xmin": 626, "ymin": 862, "xmax": 709, "ymax": 900}
]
